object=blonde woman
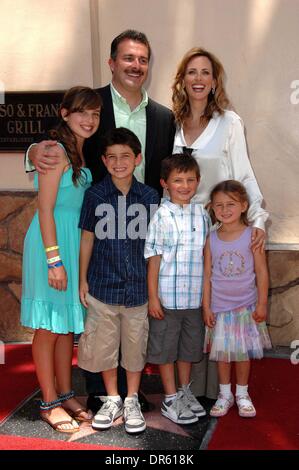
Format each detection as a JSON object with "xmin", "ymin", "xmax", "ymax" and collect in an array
[{"xmin": 171, "ymin": 47, "xmax": 268, "ymax": 401}]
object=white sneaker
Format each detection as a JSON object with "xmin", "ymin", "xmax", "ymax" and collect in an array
[
  {"xmin": 161, "ymin": 391, "xmax": 198, "ymax": 425},
  {"xmin": 124, "ymin": 393, "xmax": 146, "ymax": 434},
  {"xmin": 179, "ymin": 383, "xmax": 206, "ymax": 417},
  {"xmin": 92, "ymin": 396, "xmax": 123, "ymax": 429}
]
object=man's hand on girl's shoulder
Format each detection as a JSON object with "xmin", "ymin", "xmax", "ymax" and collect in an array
[{"xmin": 30, "ymin": 140, "xmax": 62, "ymax": 174}]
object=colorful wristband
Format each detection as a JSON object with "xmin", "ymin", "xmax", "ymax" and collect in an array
[
  {"xmin": 45, "ymin": 245, "xmax": 59, "ymax": 253},
  {"xmin": 48, "ymin": 261, "xmax": 63, "ymax": 269},
  {"xmin": 47, "ymin": 256, "xmax": 61, "ymax": 264}
]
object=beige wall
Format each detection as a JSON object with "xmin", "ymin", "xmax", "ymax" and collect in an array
[
  {"xmin": 1, "ymin": 0, "xmax": 94, "ymax": 90},
  {"xmin": 97, "ymin": 0, "xmax": 299, "ymax": 246},
  {"xmin": 0, "ymin": 0, "xmax": 94, "ymax": 191},
  {"xmin": 1, "ymin": 0, "xmax": 299, "ymax": 245}
]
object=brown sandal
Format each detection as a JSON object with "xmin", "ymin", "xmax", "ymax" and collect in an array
[
  {"xmin": 41, "ymin": 413, "xmax": 80, "ymax": 433},
  {"xmin": 40, "ymin": 399, "xmax": 80, "ymax": 433},
  {"xmin": 59, "ymin": 390, "xmax": 93, "ymax": 422},
  {"xmin": 66, "ymin": 407, "xmax": 93, "ymax": 422}
]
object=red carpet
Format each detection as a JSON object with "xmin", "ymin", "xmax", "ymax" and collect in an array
[
  {"xmin": 143, "ymin": 363, "xmax": 159, "ymax": 375},
  {"xmin": 0, "ymin": 344, "xmax": 39, "ymax": 425},
  {"xmin": 208, "ymin": 358, "xmax": 299, "ymax": 450},
  {"xmin": 3, "ymin": 344, "xmax": 298, "ymax": 450},
  {"xmin": 0, "ymin": 434, "xmax": 132, "ymax": 450},
  {"xmin": 0, "ymin": 342, "xmax": 155, "ymax": 424},
  {"xmin": 0, "ymin": 344, "xmax": 81, "ymax": 425}
]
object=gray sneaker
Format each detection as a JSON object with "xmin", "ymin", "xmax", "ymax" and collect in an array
[
  {"xmin": 161, "ymin": 391, "xmax": 198, "ymax": 424},
  {"xmin": 179, "ymin": 383, "xmax": 206, "ymax": 417},
  {"xmin": 123, "ymin": 393, "xmax": 146, "ymax": 434},
  {"xmin": 92, "ymin": 396, "xmax": 123, "ymax": 430}
]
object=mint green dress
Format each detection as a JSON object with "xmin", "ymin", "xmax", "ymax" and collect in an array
[{"xmin": 21, "ymin": 167, "xmax": 92, "ymax": 334}]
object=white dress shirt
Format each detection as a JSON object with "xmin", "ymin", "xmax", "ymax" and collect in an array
[{"xmin": 173, "ymin": 110, "xmax": 268, "ymax": 230}]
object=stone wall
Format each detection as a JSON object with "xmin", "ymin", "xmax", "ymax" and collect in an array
[
  {"xmin": 0, "ymin": 191, "xmax": 37, "ymax": 342},
  {"xmin": 267, "ymin": 251, "xmax": 299, "ymax": 346},
  {"xmin": 0, "ymin": 191, "xmax": 298, "ymax": 346}
]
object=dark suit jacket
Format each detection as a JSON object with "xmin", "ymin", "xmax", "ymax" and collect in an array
[{"xmin": 83, "ymin": 85, "xmax": 175, "ymax": 196}]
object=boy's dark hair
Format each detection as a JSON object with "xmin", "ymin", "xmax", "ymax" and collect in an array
[
  {"xmin": 102, "ymin": 127, "xmax": 142, "ymax": 156},
  {"xmin": 209, "ymin": 179, "xmax": 249, "ymax": 225},
  {"xmin": 160, "ymin": 153, "xmax": 200, "ymax": 181},
  {"xmin": 110, "ymin": 29, "xmax": 151, "ymax": 60}
]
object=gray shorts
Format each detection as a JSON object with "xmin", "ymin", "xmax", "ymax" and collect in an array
[{"xmin": 147, "ymin": 307, "xmax": 204, "ymax": 364}]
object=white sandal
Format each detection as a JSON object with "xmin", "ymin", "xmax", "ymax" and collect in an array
[
  {"xmin": 210, "ymin": 393, "xmax": 234, "ymax": 417},
  {"xmin": 236, "ymin": 394, "xmax": 256, "ymax": 418}
]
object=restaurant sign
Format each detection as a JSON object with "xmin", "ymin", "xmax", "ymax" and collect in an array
[{"xmin": 0, "ymin": 91, "xmax": 64, "ymax": 151}]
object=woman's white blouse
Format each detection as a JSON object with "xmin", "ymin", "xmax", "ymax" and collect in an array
[{"xmin": 173, "ymin": 110, "xmax": 268, "ymax": 230}]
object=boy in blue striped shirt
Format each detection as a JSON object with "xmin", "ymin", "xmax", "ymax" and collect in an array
[{"xmin": 144, "ymin": 154, "xmax": 210, "ymax": 425}]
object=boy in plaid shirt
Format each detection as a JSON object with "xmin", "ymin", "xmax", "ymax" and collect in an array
[
  {"xmin": 78, "ymin": 128, "xmax": 159, "ymax": 434},
  {"xmin": 144, "ymin": 154, "xmax": 210, "ymax": 424}
]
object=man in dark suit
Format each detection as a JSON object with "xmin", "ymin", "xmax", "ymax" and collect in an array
[
  {"xmin": 27, "ymin": 30, "xmax": 175, "ymax": 413},
  {"xmin": 28, "ymin": 30, "xmax": 174, "ymax": 195},
  {"xmin": 84, "ymin": 85, "xmax": 174, "ymax": 196}
]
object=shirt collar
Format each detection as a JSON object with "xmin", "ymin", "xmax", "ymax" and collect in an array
[
  {"xmin": 110, "ymin": 82, "xmax": 148, "ymax": 111},
  {"xmin": 102, "ymin": 174, "xmax": 143, "ymax": 197},
  {"xmin": 174, "ymin": 111, "xmax": 220, "ymax": 149},
  {"xmin": 162, "ymin": 198, "xmax": 192, "ymax": 215}
]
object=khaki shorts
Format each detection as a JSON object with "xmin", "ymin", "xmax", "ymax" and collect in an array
[{"xmin": 78, "ymin": 293, "xmax": 149, "ymax": 373}]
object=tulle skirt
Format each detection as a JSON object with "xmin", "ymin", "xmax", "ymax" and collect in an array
[{"xmin": 204, "ymin": 304, "xmax": 272, "ymax": 362}]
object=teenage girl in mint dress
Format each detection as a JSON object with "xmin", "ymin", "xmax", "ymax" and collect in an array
[
  {"xmin": 21, "ymin": 87, "xmax": 102, "ymax": 433},
  {"xmin": 203, "ymin": 180, "xmax": 271, "ymax": 419}
]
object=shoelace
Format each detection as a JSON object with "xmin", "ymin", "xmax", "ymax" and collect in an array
[
  {"xmin": 176, "ymin": 392, "xmax": 194, "ymax": 416},
  {"xmin": 182, "ymin": 384, "xmax": 199, "ymax": 406},
  {"xmin": 99, "ymin": 398, "xmax": 120, "ymax": 416},
  {"xmin": 125, "ymin": 400, "xmax": 142, "ymax": 420}
]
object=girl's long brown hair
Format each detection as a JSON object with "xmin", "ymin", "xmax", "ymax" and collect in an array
[
  {"xmin": 172, "ymin": 47, "xmax": 231, "ymax": 126},
  {"xmin": 49, "ymin": 86, "xmax": 102, "ymax": 184}
]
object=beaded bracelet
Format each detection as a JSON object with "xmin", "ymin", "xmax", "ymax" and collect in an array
[
  {"xmin": 45, "ymin": 245, "xmax": 59, "ymax": 253},
  {"xmin": 48, "ymin": 261, "xmax": 63, "ymax": 269},
  {"xmin": 40, "ymin": 397, "xmax": 62, "ymax": 411},
  {"xmin": 47, "ymin": 256, "xmax": 61, "ymax": 264}
]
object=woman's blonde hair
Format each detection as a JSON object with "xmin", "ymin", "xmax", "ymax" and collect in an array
[{"xmin": 172, "ymin": 47, "xmax": 231, "ymax": 125}]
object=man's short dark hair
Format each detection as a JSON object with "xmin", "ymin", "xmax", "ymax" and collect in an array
[
  {"xmin": 102, "ymin": 127, "xmax": 142, "ymax": 156},
  {"xmin": 161, "ymin": 153, "xmax": 200, "ymax": 181},
  {"xmin": 110, "ymin": 29, "xmax": 151, "ymax": 61}
]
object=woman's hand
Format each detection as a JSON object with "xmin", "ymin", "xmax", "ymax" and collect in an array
[
  {"xmin": 203, "ymin": 308, "xmax": 216, "ymax": 328},
  {"xmin": 48, "ymin": 265, "xmax": 67, "ymax": 291},
  {"xmin": 79, "ymin": 281, "xmax": 89, "ymax": 308},
  {"xmin": 148, "ymin": 296, "xmax": 164, "ymax": 320},
  {"xmin": 251, "ymin": 227, "xmax": 266, "ymax": 253}
]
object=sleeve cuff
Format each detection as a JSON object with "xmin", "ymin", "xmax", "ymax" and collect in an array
[
  {"xmin": 252, "ymin": 216, "xmax": 266, "ymax": 232},
  {"xmin": 144, "ymin": 248, "xmax": 163, "ymax": 259},
  {"xmin": 25, "ymin": 144, "xmax": 37, "ymax": 172}
]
